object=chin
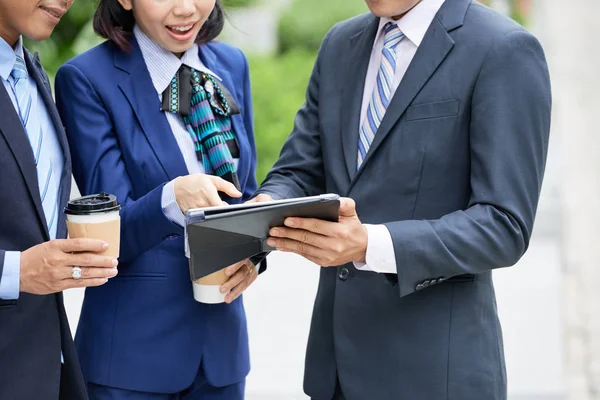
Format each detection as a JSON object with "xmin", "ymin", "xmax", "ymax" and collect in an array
[
  {"xmin": 365, "ymin": 0, "xmax": 413, "ymax": 18},
  {"xmin": 23, "ymin": 28, "xmax": 54, "ymax": 42},
  {"xmin": 366, "ymin": 5, "xmax": 395, "ymax": 18},
  {"xmin": 166, "ymin": 42, "xmax": 196, "ymax": 55}
]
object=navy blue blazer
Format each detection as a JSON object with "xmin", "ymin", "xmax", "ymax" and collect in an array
[{"xmin": 55, "ymin": 38, "xmax": 258, "ymax": 393}]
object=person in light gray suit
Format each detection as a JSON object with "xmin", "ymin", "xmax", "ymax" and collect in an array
[{"xmin": 251, "ymin": 0, "xmax": 552, "ymax": 398}]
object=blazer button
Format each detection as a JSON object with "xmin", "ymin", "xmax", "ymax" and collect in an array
[
  {"xmin": 422, "ymin": 280, "xmax": 430, "ymax": 288},
  {"xmin": 415, "ymin": 283, "xmax": 424, "ymax": 291},
  {"xmin": 338, "ymin": 267, "xmax": 350, "ymax": 281}
]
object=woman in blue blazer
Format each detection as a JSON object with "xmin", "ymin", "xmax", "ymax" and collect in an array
[{"xmin": 55, "ymin": 1, "xmax": 262, "ymax": 398}]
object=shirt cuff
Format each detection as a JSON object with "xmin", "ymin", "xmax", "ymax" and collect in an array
[
  {"xmin": 161, "ymin": 181, "xmax": 186, "ymax": 228},
  {"xmin": 353, "ymin": 224, "xmax": 397, "ymax": 274},
  {"xmin": 0, "ymin": 251, "xmax": 21, "ymax": 300}
]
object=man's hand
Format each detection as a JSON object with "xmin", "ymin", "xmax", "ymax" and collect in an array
[
  {"xmin": 245, "ymin": 193, "xmax": 273, "ymax": 204},
  {"xmin": 267, "ymin": 197, "xmax": 368, "ymax": 267},
  {"xmin": 219, "ymin": 259, "xmax": 258, "ymax": 303},
  {"xmin": 20, "ymin": 239, "xmax": 119, "ymax": 295}
]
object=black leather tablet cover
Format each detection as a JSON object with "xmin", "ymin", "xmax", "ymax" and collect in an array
[{"xmin": 186, "ymin": 195, "xmax": 340, "ymax": 280}]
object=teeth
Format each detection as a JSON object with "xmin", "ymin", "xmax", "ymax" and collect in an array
[
  {"xmin": 170, "ymin": 25, "xmax": 193, "ymax": 33},
  {"xmin": 42, "ymin": 7, "xmax": 61, "ymax": 18}
]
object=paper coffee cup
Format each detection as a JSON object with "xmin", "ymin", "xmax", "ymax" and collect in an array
[
  {"xmin": 64, "ymin": 192, "xmax": 121, "ymax": 258},
  {"xmin": 193, "ymin": 268, "xmax": 228, "ymax": 304}
]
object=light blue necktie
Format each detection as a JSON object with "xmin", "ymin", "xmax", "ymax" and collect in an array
[
  {"xmin": 9, "ymin": 54, "xmax": 59, "ymax": 234},
  {"xmin": 358, "ymin": 23, "xmax": 405, "ymax": 168}
]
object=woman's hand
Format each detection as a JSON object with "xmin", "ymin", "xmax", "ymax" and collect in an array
[
  {"xmin": 174, "ymin": 174, "xmax": 242, "ymax": 213},
  {"xmin": 220, "ymin": 259, "xmax": 258, "ymax": 303}
]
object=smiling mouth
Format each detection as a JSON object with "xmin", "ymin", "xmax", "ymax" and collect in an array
[
  {"xmin": 167, "ymin": 24, "xmax": 196, "ymax": 34},
  {"xmin": 39, "ymin": 6, "xmax": 65, "ymax": 19}
]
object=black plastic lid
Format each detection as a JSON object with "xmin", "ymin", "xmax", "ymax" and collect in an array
[{"xmin": 64, "ymin": 192, "xmax": 120, "ymax": 215}]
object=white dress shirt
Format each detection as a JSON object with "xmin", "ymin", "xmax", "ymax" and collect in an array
[
  {"xmin": 133, "ymin": 25, "xmax": 239, "ymax": 228},
  {"xmin": 354, "ymin": 0, "xmax": 446, "ymax": 274}
]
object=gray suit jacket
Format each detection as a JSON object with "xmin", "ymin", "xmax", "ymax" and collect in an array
[{"xmin": 258, "ymin": 0, "xmax": 551, "ymax": 399}]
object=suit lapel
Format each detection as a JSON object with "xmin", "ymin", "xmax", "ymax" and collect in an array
[
  {"xmin": 341, "ymin": 15, "xmax": 380, "ymax": 180},
  {"xmin": 25, "ymin": 51, "xmax": 72, "ymax": 239},
  {"xmin": 353, "ymin": 17, "xmax": 455, "ymax": 182},
  {"xmin": 0, "ymin": 67, "xmax": 49, "ymax": 239},
  {"xmin": 347, "ymin": 0, "xmax": 471, "ymax": 186},
  {"xmin": 115, "ymin": 39, "xmax": 189, "ymax": 181},
  {"xmin": 25, "ymin": 52, "xmax": 71, "ymax": 168}
]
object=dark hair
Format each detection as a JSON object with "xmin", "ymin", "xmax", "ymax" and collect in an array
[{"xmin": 93, "ymin": 0, "xmax": 225, "ymax": 52}]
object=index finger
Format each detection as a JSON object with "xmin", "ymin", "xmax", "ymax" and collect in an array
[
  {"xmin": 57, "ymin": 238, "xmax": 109, "ymax": 254},
  {"xmin": 201, "ymin": 184, "xmax": 225, "ymax": 207},
  {"xmin": 209, "ymin": 176, "xmax": 242, "ymax": 198}
]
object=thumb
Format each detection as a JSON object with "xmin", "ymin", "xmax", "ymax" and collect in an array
[
  {"xmin": 339, "ymin": 197, "xmax": 357, "ymax": 218},
  {"xmin": 246, "ymin": 194, "xmax": 273, "ymax": 204},
  {"xmin": 211, "ymin": 176, "xmax": 242, "ymax": 198}
]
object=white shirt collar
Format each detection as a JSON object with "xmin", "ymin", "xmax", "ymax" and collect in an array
[
  {"xmin": 133, "ymin": 25, "xmax": 221, "ymax": 95},
  {"xmin": 377, "ymin": 0, "xmax": 446, "ymax": 47},
  {"xmin": 0, "ymin": 36, "xmax": 25, "ymax": 81}
]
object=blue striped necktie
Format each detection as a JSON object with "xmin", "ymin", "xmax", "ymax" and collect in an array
[
  {"xmin": 358, "ymin": 23, "xmax": 405, "ymax": 168},
  {"xmin": 8, "ymin": 54, "xmax": 59, "ymax": 234}
]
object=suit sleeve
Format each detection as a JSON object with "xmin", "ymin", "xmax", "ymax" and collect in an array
[
  {"xmin": 255, "ymin": 28, "xmax": 337, "ymax": 201},
  {"xmin": 385, "ymin": 30, "xmax": 551, "ymax": 297},
  {"xmin": 55, "ymin": 64, "xmax": 182, "ymax": 264}
]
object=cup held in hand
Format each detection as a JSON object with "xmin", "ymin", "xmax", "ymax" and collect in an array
[
  {"xmin": 193, "ymin": 268, "xmax": 228, "ymax": 304},
  {"xmin": 64, "ymin": 192, "xmax": 121, "ymax": 258}
]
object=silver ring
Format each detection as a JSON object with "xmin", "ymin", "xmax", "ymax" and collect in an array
[{"xmin": 72, "ymin": 266, "xmax": 82, "ymax": 280}]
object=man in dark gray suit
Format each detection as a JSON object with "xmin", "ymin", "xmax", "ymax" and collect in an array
[{"xmin": 254, "ymin": 0, "xmax": 551, "ymax": 398}]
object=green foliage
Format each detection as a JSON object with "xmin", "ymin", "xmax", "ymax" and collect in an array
[
  {"xmin": 509, "ymin": 0, "xmax": 528, "ymax": 26},
  {"xmin": 278, "ymin": 0, "xmax": 367, "ymax": 54},
  {"xmin": 248, "ymin": 50, "xmax": 317, "ymax": 182},
  {"xmin": 22, "ymin": 0, "xmax": 529, "ymax": 187},
  {"xmin": 24, "ymin": 1, "xmax": 102, "ymax": 81},
  {"xmin": 18, "ymin": 1, "xmax": 328, "ymax": 184},
  {"xmin": 479, "ymin": 0, "xmax": 529, "ymax": 26},
  {"xmin": 222, "ymin": 0, "xmax": 257, "ymax": 8},
  {"xmin": 24, "ymin": 1, "xmax": 256, "ymax": 81}
]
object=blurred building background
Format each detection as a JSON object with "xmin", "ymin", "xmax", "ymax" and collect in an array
[{"xmin": 32, "ymin": 0, "xmax": 600, "ymax": 399}]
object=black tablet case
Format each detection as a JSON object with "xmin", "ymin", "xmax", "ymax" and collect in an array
[{"xmin": 185, "ymin": 195, "xmax": 340, "ymax": 280}]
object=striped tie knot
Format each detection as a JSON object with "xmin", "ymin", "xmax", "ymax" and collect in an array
[
  {"xmin": 11, "ymin": 55, "xmax": 28, "ymax": 81},
  {"xmin": 383, "ymin": 23, "xmax": 404, "ymax": 50}
]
